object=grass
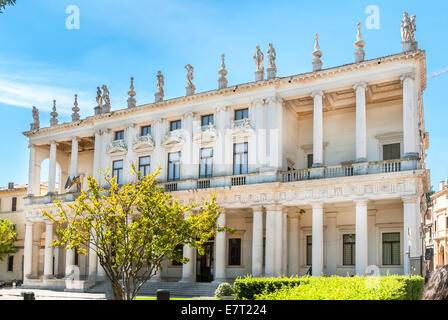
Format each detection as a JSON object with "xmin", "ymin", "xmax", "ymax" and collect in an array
[{"xmin": 136, "ymin": 297, "xmax": 191, "ymax": 300}]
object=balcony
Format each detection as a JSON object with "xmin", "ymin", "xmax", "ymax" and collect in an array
[
  {"xmin": 25, "ymin": 158, "xmax": 420, "ymax": 206},
  {"xmin": 133, "ymin": 134, "xmax": 155, "ymax": 152},
  {"xmin": 107, "ymin": 139, "xmax": 127, "ymax": 156},
  {"xmin": 229, "ymin": 118, "xmax": 254, "ymax": 137}
]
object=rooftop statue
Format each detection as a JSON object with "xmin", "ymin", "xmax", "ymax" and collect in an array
[
  {"xmin": 96, "ymin": 87, "xmax": 102, "ymax": 107},
  {"xmin": 267, "ymin": 43, "xmax": 276, "ymax": 72},
  {"xmin": 157, "ymin": 70, "xmax": 164, "ymax": 97},
  {"xmin": 185, "ymin": 64, "xmax": 195, "ymax": 95},
  {"xmin": 401, "ymin": 12, "xmax": 416, "ymax": 42},
  {"xmin": 30, "ymin": 106, "xmax": 40, "ymax": 130},
  {"xmin": 102, "ymin": 85, "xmax": 111, "ymax": 113},
  {"xmin": 253, "ymin": 45, "xmax": 264, "ymax": 72}
]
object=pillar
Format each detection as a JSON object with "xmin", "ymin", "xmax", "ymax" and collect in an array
[
  {"xmin": 43, "ymin": 221, "xmax": 54, "ymax": 279},
  {"xmin": 282, "ymin": 211, "xmax": 287, "ymax": 276},
  {"xmin": 325, "ymin": 212, "xmax": 337, "ymax": 275},
  {"xmin": 69, "ymin": 137, "xmax": 79, "ymax": 193},
  {"xmin": 65, "ymin": 248, "xmax": 75, "ymax": 277},
  {"xmin": 183, "ymin": 112, "xmax": 194, "ymax": 179},
  {"xmin": 355, "ymin": 199, "xmax": 368, "ymax": 275},
  {"xmin": 88, "ymin": 229, "xmax": 98, "ymax": 281},
  {"xmin": 48, "ymin": 141, "xmax": 57, "ymax": 194},
  {"xmin": 311, "ymin": 91, "xmax": 324, "ymax": 167},
  {"xmin": 401, "ymin": 73, "xmax": 419, "ymax": 158},
  {"xmin": 213, "ymin": 211, "xmax": 227, "ymax": 283},
  {"xmin": 265, "ymin": 207, "xmax": 276, "ymax": 277},
  {"xmin": 180, "ymin": 212, "xmax": 195, "ymax": 283},
  {"xmin": 27, "ymin": 144, "xmax": 36, "ymax": 197},
  {"xmin": 93, "ymin": 130, "xmax": 103, "ymax": 181},
  {"xmin": 354, "ymin": 82, "xmax": 368, "ymax": 162},
  {"xmin": 124, "ymin": 124, "xmax": 137, "ymax": 184},
  {"xmin": 312, "ymin": 203, "xmax": 324, "ymax": 276},
  {"xmin": 403, "ymin": 196, "xmax": 419, "ymax": 275},
  {"xmin": 97, "ymin": 256, "xmax": 107, "ymax": 281},
  {"xmin": 288, "ymin": 211, "xmax": 300, "ymax": 276},
  {"xmin": 252, "ymin": 207, "xmax": 264, "ymax": 277},
  {"xmin": 215, "ymin": 106, "xmax": 228, "ymax": 176},
  {"xmin": 23, "ymin": 222, "xmax": 33, "ymax": 279}
]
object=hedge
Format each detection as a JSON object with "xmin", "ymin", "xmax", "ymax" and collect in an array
[
  {"xmin": 252, "ymin": 275, "xmax": 424, "ymax": 300},
  {"xmin": 233, "ymin": 276, "xmax": 306, "ymax": 300}
]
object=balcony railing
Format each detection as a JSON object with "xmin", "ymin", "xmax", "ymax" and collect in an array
[{"xmin": 26, "ymin": 159, "xmax": 420, "ymax": 205}]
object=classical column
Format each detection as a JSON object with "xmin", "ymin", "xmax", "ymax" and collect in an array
[
  {"xmin": 65, "ymin": 248, "xmax": 75, "ymax": 277},
  {"xmin": 93, "ymin": 130, "xmax": 103, "ymax": 181},
  {"xmin": 88, "ymin": 229, "xmax": 98, "ymax": 281},
  {"xmin": 183, "ymin": 112, "xmax": 194, "ymax": 179},
  {"xmin": 180, "ymin": 212, "xmax": 195, "ymax": 283},
  {"xmin": 265, "ymin": 206, "xmax": 276, "ymax": 277},
  {"xmin": 124, "ymin": 124, "xmax": 137, "ymax": 184},
  {"xmin": 213, "ymin": 211, "xmax": 227, "ymax": 283},
  {"xmin": 69, "ymin": 137, "xmax": 79, "ymax": 193},
  {"xmin": 27, "ymin": 144, "xmax": 36, "ymax": 197},
  {"xmin": 215, "ymin": 106, "xmax": 228, "ymax": 176},
  {"xmin": 325, "ymin": 212, "xmax": 337, "ymax": 275},
  {"xmin": 354, "ymin": 82, "xmax": 368, "ymax": 162},
  {"xmin": 355, "ymin": 199, "xmax": 368, "ymax": 275},
  {"xmin": 48, "ymin": 141, "xmax": 57, "ymax": 194},
  {"xmin": 97, "ymin": 256, "xmax": 107, "ymax": 281},
  {"xmin": 43, "ymin": 221, "xmax": 54, "ymax": 279},
  {"xmin": 252, "ymin": 207, "xmax": 264, "ymax": 277},
  {"xmin": 267, "ymin": 97, "xmax": 284, "ymax": 171},
  {"xmin": 24, "ymin": 222, "xmax": 34, "ymax": 279},
  {"xmin": 282, "ymin": 211, "xmax": 288, "ymax": 276},
  {"xmin": 312, "ymin": 203, "xmax": 324, "ymax": 276},
  {"xmin": 403, "ymin": 196, "xmax": 419, "ymax": 275},
  {"xmin": 288, "ymin": 211, "xmax": 300, "ymax": 276},
  {"xmin": 311, "ymin": 91, "xmax": 324, "ymax": 167},
  {"xmin": 401, "ymin": 73, "xmax": 419, "ymax": 159}
]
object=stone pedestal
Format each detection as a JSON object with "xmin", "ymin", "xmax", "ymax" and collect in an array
[
  {"xmin": 402, "ymin": 41, "xmax": 418, "ymax": 52},
  {"xmin": 255, "ymin": 70, "xmax": 264, "ymax": 81},
  {"xmin": 186, "ymin": 86, "xmax": 195, "ymax": 96},
  {"xmin": 218, "ymin": 77, "xmax": 227, "ymax": 89},
  {"xmin": 266, "ymin": 68, "xmax": 276, "ymax": 80},
  {"xmin": 312, "ymin": 58, "xmax": 322, "ymax": 72},
  {"xmin": 155, "ymin": 92, "xmax": 163, "ymax": 102},
  {"xmin": 102, "ymin": 104, "xmax": 111, "ymax": 113},
  {"xmin": 353, "ymin": 162, "xmax": 368, "ymax": 175},
  {"xmin": 94, "ymin": 106, "xmax": 101, "ymax": 115},
  {"xmin": 354, "ymin": 49, "xmax": 365, "ymax": 63}
]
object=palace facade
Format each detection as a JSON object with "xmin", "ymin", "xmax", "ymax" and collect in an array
[{"xmin": 21, "ymin": 19, "xmax": 430, "ymax": 291}]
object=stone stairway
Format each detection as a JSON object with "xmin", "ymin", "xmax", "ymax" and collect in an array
[{"xmin": 87, "ymin": 280, "xmax": 220, "ymax": 297}]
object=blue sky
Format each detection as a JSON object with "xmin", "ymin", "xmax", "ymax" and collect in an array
[{"xmin": 0, "ymin": 0, "xmax": 446, "ymax": 189}]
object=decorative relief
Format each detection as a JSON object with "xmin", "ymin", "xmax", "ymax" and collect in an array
[
  {"xmin": 228, "ymin": 118, "xmax": 254, "ymax": 137},
  {"xmin": 162, "ymin": 129, "xmax": 185, "ymax": 148},
  {"xmin": 193, "ymin": 123, "xmax": 217, "ymax": 144},
  {"xmin": 133, "ymin": 134, "xmax": 155, "ymax": 152},
  {"xmin": 107, "ymin": 139, "xmax": 127, "ymax": 156}
]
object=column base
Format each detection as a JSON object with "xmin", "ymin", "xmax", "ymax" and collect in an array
[
  {"xmin": 312, "ymin": 163, "xmax": 324, "ymax": 168},
  {"xmin": 43, "ymin": 275, "xmax": 55, "ymax": 280},
  {"xmin": 402, "ymin": 152, "xmax": 419, "ymax": 160},
  {"xmin": 355, "ymin": 158, "xmax": 367, "ymax": 163},
  {"xmin": 178, "ymin": 278, "xmax": 194, "ymax": 283}
]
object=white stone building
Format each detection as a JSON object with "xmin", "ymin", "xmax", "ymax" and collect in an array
[{"xmin": 21, "ymin": 20, "xmax": 430, "ymax": 291}]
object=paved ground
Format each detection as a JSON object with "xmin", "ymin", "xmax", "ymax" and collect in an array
[{"xmin": 0, "ymin": 288, "xmax": 107, "ymax": 300}]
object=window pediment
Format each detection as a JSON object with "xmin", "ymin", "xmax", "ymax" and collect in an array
[
  {"xmin": 107, "ymin": 140, "xmax": 127, "ymax": 156},
  {"xmin": 162, "ymin": 129, "xmax": 185, "ymax": 148},
  {"xmin": 133, "ymin": 134, "xmax": 155, "ymax": 152},
  {"xmin": 193, "ymin": 124, "xmax": 217, "ymax": 144},
  {"xmin": 228, "ymin": 118, "xmax": 254, "ymax": 137}
]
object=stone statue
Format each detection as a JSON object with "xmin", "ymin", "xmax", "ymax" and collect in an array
[
  {"xmin": 30, "ymin": 106, "xmax": 40, "ymax": 130},
  {"xmin": 157, "ymin": 71, "xmax": 164, "ymax": 97},
  {"xmin": 96, "ymin": 87, "xmax": 102, "ymax": 107},
  {"xmin": 185, "ymin": 64, "xmax": 195, "ymax": 95},
  {"xmin": 267, "ymin": 43, "xmax": 276, "ymax": 71},
  {"xmin": 253, "ymin": 45, "xmax": 264, "ymax": 72},
  {"xmin": 400, "ymin": 12, "xmax": 418, "ymax": 51},
  {"xmin": 102, "ymin": 85, "xmax": 110, "ymax": 113}
]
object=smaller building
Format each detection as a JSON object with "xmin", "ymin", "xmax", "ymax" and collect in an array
[
  {"xmin": 0, "ymin": 182, "xmax": 47, "ymax": 283},
  {"xmin": 426, "ymin": 179, "xmax": 448, "ymax": 271}
]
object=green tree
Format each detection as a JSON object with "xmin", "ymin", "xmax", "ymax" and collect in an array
[
  {"xmin": 0, "ymin": 0, "xmax": 16, "ymax": 13},
  {"xmin": 44, "ymin": 167, "xmax": 225, "ymax": 300},
  {"xmin": 0, "ymin": 218, "xmax": 18, "ymax": 260}
]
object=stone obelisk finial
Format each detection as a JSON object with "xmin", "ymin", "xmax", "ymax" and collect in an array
[
  {"xmin": 127, "ymin": 77, "xmax": 137, "ymax": 108},
  {"xmin": 218, "ymin": 54, "xmax": 228, "ymax": 89},
  {"xmin": 50, "ymin": 100, "xmax": 58, "ymax": 127},
  {"xmin": 354, "ymin": 22, "xmax": 366, "ymax": 63},
  {"xmin": 312, "ymin": 33, "xmax": 323, "ymax": 72},
  {"xmin": 72, "ymin": 94, "xmax": 80, "ymax": 121}
]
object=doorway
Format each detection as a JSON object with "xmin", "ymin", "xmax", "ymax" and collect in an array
[{"xmin": 196, "ymin": 242, "xmax": 214, "ymax": 282}]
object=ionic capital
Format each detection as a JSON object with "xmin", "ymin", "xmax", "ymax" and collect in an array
[
  {"xmin": 353, "ymin": 81, "xmax": 368, "ymax": 91},
  {"xmin": 354, "ymin": 198, "xmax": 369, "ymax": 206},
  {"xmin": 400, "ymin": 72, "xmax": 416, "ymax": 82},
  {"xmin": 311, "ymin": 90, "xmax": 324, "ymax": 99},
  {"xmin": 402, "ymin": 195, "xmax": 419, "ymax": 204}
]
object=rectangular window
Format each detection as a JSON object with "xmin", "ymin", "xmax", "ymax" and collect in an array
[
  {"xmin": 382, "ymin": 232, "xmax": 400, "ymax": 265},
  {"xmin": 306, "ymin": 235, "xmax": 312, "ymax": 266},
  {"xmin": 115, "ymin": 130, "xmax": 124, "ymax": 141},
  {"xmin": 233, "ymin": 143, "xmax": 248, "ymax": 175},
  {"xmin": 170, "ymin": 120, "xmax": 182, "ymax": 131},
  {"xmin": 199, "ymin": 148, "xmax": 213, "ymax": 178},
  {"xmin": 138, "ymin": 156, "xmax": 151, "ymax": 177},
  {"xmin": 343, "ymin": 234, "xmax": 356, "ymax": 266},
  {"xmin": 168, "ymin": 152, "xmax": 181, "ymax": 181},
  {"xmin": 228, "ymin": 238, "xmax": 241, "ymax": 266},
  {"xmin": 235, "ymin": 109, "xmax": 249, "ymax": 121},
  {"xmin": 11, "ymin": 197, "xmax": 17, "ymax": 212},
  {"xmin": 307, "ymin": 154, "xmax": 314, "ymax": 169},
  {"xmin": 201, "ymin": 114, "xmax": 214, "ymax": 126},
  {"xmin": 141, "ymin": 125, "xmax": 151, "ymax": 136},
  {"xmin": 7, "ymin": 256, "xmax": 13, "ymax": 272},
  {"xmin": 112, "ymin": 160, "xmax": 124, "ymax": 185},
  {"xmin": 383, "ymin": 143, "xmax": 401, "ymax": 161}
]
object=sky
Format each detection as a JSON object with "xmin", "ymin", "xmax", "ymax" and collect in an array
[{"xmin": 0, "ymin": 0, "xmax": 446, "ymax": 189}]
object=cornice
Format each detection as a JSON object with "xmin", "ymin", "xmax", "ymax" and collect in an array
[{"xmin": 23, "ymin": 50, "xmax": 426, "ymax": 139}]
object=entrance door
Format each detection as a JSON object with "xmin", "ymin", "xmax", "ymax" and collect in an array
[{"xmin": 196, "ymin": 242, "xmax": 214, "ymax": 282}]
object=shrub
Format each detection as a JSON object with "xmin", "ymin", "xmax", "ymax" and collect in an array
[
  {"xmin": 215, "ymin": 282, "xmax": 234, "ymax": 298},
  {"xmin": 254, "ymin": 275, "xmax": 424, "ymax": 300},
  {"xmin": 233, "ymin": 276, "xmax": 305, "ymax": 300}
]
